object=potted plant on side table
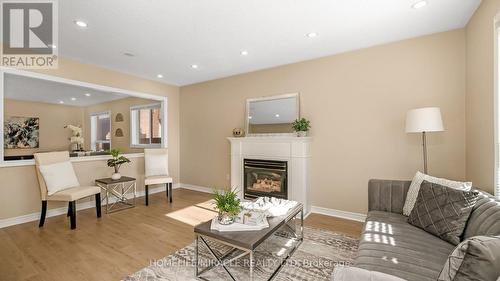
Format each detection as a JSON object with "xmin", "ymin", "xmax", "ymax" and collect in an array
[
  {"xmin": 292, "ymin": 118, "xmax": 311, "ymax": 137},
  {"xmin": 213, "ymin": 188, "xmax": 242, "ymax": 225},
  {"xmin": 107, "ymin": 149, "xmax": 131, "ymax": 180}
]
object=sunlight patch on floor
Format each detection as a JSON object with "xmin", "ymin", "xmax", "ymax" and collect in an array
[
  {"xmin": 195, "ymin": 199, "xmax": 217, "ymax": 212},
  {"xmin": 166, "ymin": 203, "xmax": 217, "ymax": 226}
]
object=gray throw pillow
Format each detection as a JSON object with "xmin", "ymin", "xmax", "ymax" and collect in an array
[
  {"xmin": 407, "ymin": 180, "xmax": 479, "ymax": 245},
  {"xmin": 438, "ymin": 236, "xmax": 500, "ymax": 281}
]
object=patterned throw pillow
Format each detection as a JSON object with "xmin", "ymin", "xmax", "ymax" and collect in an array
[
  {"xmin": 402, "ymin": 171, "xmax": 472, "ymax": 216},
  {"xmin": 438, "ymin": 236, "xmax": 500, "ymax": 281},
  {"xmin": 407, "ymin": 181, "xmax": 479, "ymax": 245}
]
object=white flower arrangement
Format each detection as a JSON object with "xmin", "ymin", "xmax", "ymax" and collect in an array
[{"xmin": 65, "ymin": 125, "xmax": 84, "ymax": 145}]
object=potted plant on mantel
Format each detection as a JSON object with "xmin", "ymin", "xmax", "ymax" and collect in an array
[
  {"xmin": 213, "ymin": 188, "xmax": 242, "ymax": 225},
  {"xmin": 292, "ymin": 118, "xmax": 311, "ymax": 137},
  {"xmin": 107, "ymin": 149, "xmax": 131, "ymax": 180}
]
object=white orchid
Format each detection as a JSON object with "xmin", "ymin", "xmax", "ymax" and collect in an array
[
  {"xmin": 65, "ymin": 125, "xmax": 83, "ymax": 137},
  {"xmin": 65, "ymin": 125, "xmax": 84, "ymax": 146}
]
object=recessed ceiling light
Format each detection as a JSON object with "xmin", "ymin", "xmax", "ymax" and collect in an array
[
  {"xmin": 157, "ymin": 74, "xmax": 163, "ymax": 78},
  {"xmin": 191, "ymin": 64, "xmax": 199, "ymax": 69},
  {"xmin": 412, "ymin": 0, "xmax": 427, "ymax": 9},
  {"xmin": 74, "ymin": 20, "xmax": 88, "ymax": 28},
  {"xmin": 306, "ymin": 32, "xmax": 318, "ymax": 38},
  {"xmin": 71, "ymin": 97, "xmax": 76, "ymax": 101},
  {"xmin": 275, "ymin": 114, "xmax": 280, "ymax": 118},
  {"xmin": 85, "ymin": 93, "xmax": 91, "ymax": 97},
  {"xmin": 240, "ymin": 50, "xmax": 249, "ymax": 56},
  {"xmin": 59, "ymin": 101, "xmax": 64, "ymax": 104}
]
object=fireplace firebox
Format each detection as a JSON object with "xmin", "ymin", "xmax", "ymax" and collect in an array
[{"xmin": 243, "ymin": 159, "xmax": 288, "ymax": 199}]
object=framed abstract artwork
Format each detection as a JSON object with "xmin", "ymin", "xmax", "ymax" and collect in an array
[{"xmin": 4, "ymin": 116, "xmax": 40, "ymax": 149}]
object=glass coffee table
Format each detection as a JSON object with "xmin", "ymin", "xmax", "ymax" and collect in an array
[{"xmin": 194, "ymin": 203, "xmax": 303, "ymax": 281}]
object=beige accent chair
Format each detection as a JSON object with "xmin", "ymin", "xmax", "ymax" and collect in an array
[
  {"xmin": 34, "ymin": 151, "xmax": 101, "ymax": 229},
  {"xmin": 144, "ymin": 148, "xmax": 173, "ymax": 205}
]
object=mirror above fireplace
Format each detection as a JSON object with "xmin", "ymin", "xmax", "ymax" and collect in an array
[{"xmin": 245, "ymin": 93, "xmax": 299, "ymax": 135}]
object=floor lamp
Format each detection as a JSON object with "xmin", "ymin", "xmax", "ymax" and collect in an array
[{"xmin": 405, "ymin": 107, "xmax": 444, "ymax": 174}]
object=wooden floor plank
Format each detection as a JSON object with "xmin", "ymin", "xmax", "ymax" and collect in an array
[{"xmin": 0, "ymin": 189, "xmax": 363, "ymax": 281}]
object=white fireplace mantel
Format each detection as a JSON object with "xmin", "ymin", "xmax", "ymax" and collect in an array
[{"xmin": 228, "ymin": 136, "xmax": 312, "ymax": 214}]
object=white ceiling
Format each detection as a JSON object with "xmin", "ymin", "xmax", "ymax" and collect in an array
[
  {"xmin": 4, "ymin": 74, "xmax": 127, "ymax": 107},
  {"xmin": 58, "ymin": 0, "xmax": 481, "ymax": 86}
]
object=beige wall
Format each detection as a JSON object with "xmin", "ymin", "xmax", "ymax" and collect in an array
[
  {"xmin": 180, "ymin": 30, "xmax": 467, "ymax": 214},
  {"xmin": 0, "ymin": 58, "xmax": 179, "ymax": 219},
  {"xmin": 4, "ymin": 99, "xmax": 84, "ymax": 156},
  {"xmin": 83, "ymin": 96, "xmax": 159, "ymax": 153},
  {"xmin": 465, "ymin": 0, "xmax": 500, "ymax": 194}
]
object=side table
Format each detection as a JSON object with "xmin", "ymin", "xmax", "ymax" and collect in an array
[{"xmin": 95, "ymin": 176, "xmax": 137, "ymax": 213}]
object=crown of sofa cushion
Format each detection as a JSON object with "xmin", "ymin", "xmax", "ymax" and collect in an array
[{"xmin": 407, "ymin": 180, "xmax": 479, "ymax": 245}]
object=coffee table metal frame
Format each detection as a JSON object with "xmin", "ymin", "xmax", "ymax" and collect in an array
[
  {"xmin": 194, "ymin": 206, "xmax": 304, "ymax": 281},
  {"xmin": 95, "ymin": 177, "xmax": 137, "ymax": 214}
]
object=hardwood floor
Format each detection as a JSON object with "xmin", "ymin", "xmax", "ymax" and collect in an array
[{"xmin": 0, "ymin": 189, "xmax": 363, "ymax": 281}]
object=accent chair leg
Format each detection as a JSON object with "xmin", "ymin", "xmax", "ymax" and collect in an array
[
  {"xmin": 95, "ymin": 193, "xmax": 101, "ymax": 218},
  {"xmin": 145, "ymin": 185, "xmax": 149, "ymax": 206},
  {"xmin": 39, "ymin": 201, "xmax": 47, "ymax": 227},
  {"xmin": 69, "ymin": 201, "xmax": 76, "ymax": 230},
  {"xmin": 165, "ymin": 183, "xmax": 169, "ymax": 198},
  {"xmin": 169, "ymin": 183, "xmax": 173, "ymax": 203},
  {"xmin": 67, "ymin": 202, "xmax": 71, "ymax": 217}
]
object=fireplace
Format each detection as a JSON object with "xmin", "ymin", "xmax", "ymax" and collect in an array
[{"xmin": 243, "ymin": 159, "xmax": 288, "ymax": 199}]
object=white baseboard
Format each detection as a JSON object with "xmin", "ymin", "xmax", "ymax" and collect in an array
[
  {"xmin": 310, "ymin": 206, "xmax": 367, "ymax": 222},
  {"xmin": 177, "ymin": 183, "xmax": 213, "ymax": 193},
  {"xmin": 0, "ymin": 183, "xmax": 180, "ymax": 229}
]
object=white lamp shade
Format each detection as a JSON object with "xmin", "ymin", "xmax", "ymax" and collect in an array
[{"xmin": 405, "ymin": 107, "xmax": 444, "ymax": 133}]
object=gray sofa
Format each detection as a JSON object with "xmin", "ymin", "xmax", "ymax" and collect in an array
[{"xmin": 349, "ymin": 179, "xmax": 500, "ymax": 281}]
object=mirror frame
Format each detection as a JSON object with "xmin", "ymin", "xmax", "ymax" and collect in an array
[
  {"xmin": 0, "ymin": 67, "xmax": 168, "ymax": 167},
  {"xmin": 245, "ymin": 92, "xmax": 299, "ymax": 136}
]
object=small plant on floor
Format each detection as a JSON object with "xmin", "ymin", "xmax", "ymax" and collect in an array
[
  {"xmin": 107, "ymin": 149, "xmax": 130, "ymax": 180},
  {"xmin": 292, "ymin": 118, "xmax": 311, "ymax": 137},
  {"xmin": 213, "ymin": 188, "xmax": 242, "ymax": 225}
]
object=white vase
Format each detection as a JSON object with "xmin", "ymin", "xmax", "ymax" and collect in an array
[
  {"xmin": 111, "ymin": 172, "xmax": 121, "ymax": 180},
  {"xmin": 297, "ymin": 131, "xmax": 308, "ymax": 137}
]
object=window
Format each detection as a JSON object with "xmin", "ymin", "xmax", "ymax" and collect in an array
[
  {"xmin": 90, "ymin": 111, "xmax": 111, "ymax": 151},
  {"xmin": 130, "ymin": 104, "xmax": 162, "ymax": 147}
]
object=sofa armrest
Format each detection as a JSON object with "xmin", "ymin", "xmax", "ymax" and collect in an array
[
  {"xmin": 368, "ymin": 179, "xmax": 411, "ymax": 214},
  {"xmin": 332, "ymin": 267, "xmax": 407, "ymax": 281}
]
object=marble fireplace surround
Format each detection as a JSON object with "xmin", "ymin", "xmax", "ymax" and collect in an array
[{"xmin": 228, "ymin": 136, "xmax": 312, "ymax": 214}]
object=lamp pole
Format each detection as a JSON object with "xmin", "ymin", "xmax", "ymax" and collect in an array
[{"xmin": 422, "ymin": 131, "xmax": 428, "ymax": 174}]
